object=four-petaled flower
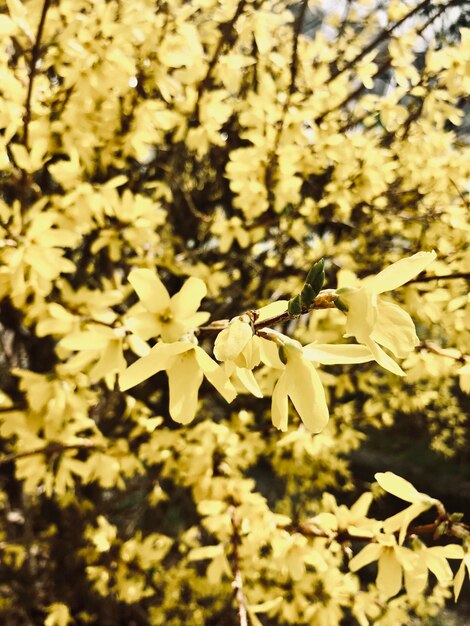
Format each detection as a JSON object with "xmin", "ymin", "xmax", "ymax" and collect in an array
[
  {"xmin": 119, "ymin": 341, "xmax": 236, "ymax": 424},
  {"xmin": 126, "ymin": 269, "xmax": 210, "ymax": 342},
  {"xmin": 338, "ymin": 251, "xmax": 436, "ymax": 375}
]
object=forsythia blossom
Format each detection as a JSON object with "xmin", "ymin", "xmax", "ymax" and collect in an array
[
  {"xmin": 126, "ymin": 269, "xmax": 210, "ymax": 342},
  {"xmin": 338, "ymin": 251, "xmax": 436, "ymax": 375},
  {"xmin": 119, "ymin": 341, "xmax": 236, "ymax": 424},
  {"xmin": 267, "ymin": 337, "xmax": 374, "ymax": 432}
]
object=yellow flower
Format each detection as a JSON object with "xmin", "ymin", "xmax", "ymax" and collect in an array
[
  {"xmin": 211, "ymin": 215, "xmax": 250, "ymax": 253},
  {"xmin": 261, "ymin": 334, "xmax": 374, "ymax": 432},
  {"xmin": 271, "ymin": 341, "xmax": 328, "ymax": 433},
  {"xmin": 349, "ymin": 533, "xmax": 418, "ymax": 599},
  {"xmin": 339, "ymin": 251, "xmax": 436, "ymax": 375},
  {"xmin": 126, "ymin": 269, "xmax": 210, "ymax": 342},
  {"xmin": 119, "ymin": 341, "xmax": 236, "ymax": 424}
]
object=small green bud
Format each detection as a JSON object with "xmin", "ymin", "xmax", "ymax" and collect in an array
[
  {"xmin": 288, "ymin": 294, "xmax": 302, "ymax": 316},
  {"xmin": 305, "ymin": 259, "xmax": 325, "ymax": 296},
  {"xmin": 300, "ymin": 283, "xmax": 315, "ymax": 308},
  {"xmin": 450, "ymin": 512, "xmax": 464, "ymax": 522},
  {"xmin": 334, "ymin": 297, "xmax": 349, "ymax": 313}
]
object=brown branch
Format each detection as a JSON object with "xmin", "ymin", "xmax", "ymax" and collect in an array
[
  {"xmin": 197, "ymin": 289, "xmax": 338, "ymax": 335},
  {"xmin": 292, "ymin": 504, "xmax": 469, "ymax": 545},
  {"xmin": 193, "ymin": 0, "xmax": 248, "ymax": 121},
  {"xmin": 326, "ymin": 0, "xmax": 432, "ymax": 86},
  {"xmin": 23, "ymin": 0, "xmax": 52, "ymax": 149},
  {"xmin": 0, "ymin": 441, "xmax": 105, "ymax": 467},
  {"xmin": 408, "ymin": 272, "xmax": 470, "ymax": 284},
  {"xmin": 230, "ymin": 507, "xmax": 248, "ymax": 626},
  {"xmin": 317, "ymin": 2, "xmax": 450, "ymax": 126},
  {"xmin": 265, "ymin": 0, "xmax": 309, "ymax": 201},
  {"xmin": 417, "ymin": 340, "xmax": 469, "ymax": 364}
]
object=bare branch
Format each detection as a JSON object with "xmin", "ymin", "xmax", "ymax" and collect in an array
[
  {"xmin": 0, "ymin": 441, "xmax": 105, "ymax": 467},
  {"xmin": 197, "ymin": 289, "xmax": 338, "ymax": 335},
  {"xmin": 230, "ymin": 507, "xmax": 249, "ymax": 626},
  {"xmin": 23, "ymin": 0, "xmax": 52, "ymax": 149}
]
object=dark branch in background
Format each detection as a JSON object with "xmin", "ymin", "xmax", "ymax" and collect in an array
[
  {"xmin": 317, "ymin": 1, "xmax": 452, "ymax": 126},
  {"xmin": 230, "ymin": 507, "xmax": 248, "ymax": 626},
  {"xmin": 193, "ymin": 0, "xmax": 248, "ymax": 122},
  {"xmin": 265, "ymin": 0, "xmax": 309, "ymax": 198},
  {"xmin": 23, "ymin": 0, "xmax": 52, "ymax": 149},
  {"xmin": 0, "ymin": 441, "xmax": 105, "ymax": 467},
  {"xmin": 409, "ymin": 272, "xmax": 470, "ymax": 284},
  {"xmin": 326, "ymin": 0, "xmax": 432, "ymax": 86}
]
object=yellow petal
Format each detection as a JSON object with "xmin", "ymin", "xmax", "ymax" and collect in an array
[
  {"xmin": 365, "ymin": 339, "xmax": 405, "ymax": 376},
  {"xmin": 119, "ymin": 342, "xmax": 191, "ymax": 391},
  {"xmin": 377, "ymin": 549, "xmax": 402, "ymax": 598},
  {"xmin": 127, "ymin": 312, "xmax": 163, "ymax": 341},
  {"xmin": 194, "ymin": 346, "xmax": 237, "ymax": 402},
  {"xmin": 371, "ymin": 299, "xmax": 419, "ymax": 358},
  {"xmin": 271, "ymin": 372, "xmax": 289, "ymax": 431},
  {"xmin": 349, "ymin": 543, "xmax": 382, "ymax": 571},
  {"xmin": 454, "ymin": 560, "xmax": 466, "ymax": 601},
  {"xmin": 404, "ymin": 560, "xmax": 427, "ymax": 597},
  {"xmin": 343, "ymin": 287, "xmax": 377, "ymax": 344},
  {"xmin": 424, "ymin": 551, "xmax": 453, "ymax": 584},
  {"xmin": 363, "ymin": 251, "xmax": 436, "ymax": 294},
  {"xmin": 167, "ymin": 350, "xmax": 203, "ymax": 424},
  {"xmin": 213, "ymin": 318, "xmax": 252, "ymax": 361},
  {"xmin": 128, "ymin": 269, "xmax": 170, "ymax": 313},
  {"xmin": 89, "ymin": 339, "xmax": 126, "ymax": 381},
  {"xmin": 235, "ymin": 367, "xmax": 263, "ymax": 397},
  {"xmin": 257, "ymin": 300, "xmax": 288, "ymax": 322},
  {"xmin": 375, "ymin": 472, "xmax": 432, "ymax": 504},
  {"xmin": 170, "ymin": 276, "xmax": 207, "ymax": 318},
  {"xmin": 285, "ymin": 352, "xmax": 329, "ymax": 433},
  {"xmin": 303, "ymin": 343, "xmax": 374, "ymax": 365}
]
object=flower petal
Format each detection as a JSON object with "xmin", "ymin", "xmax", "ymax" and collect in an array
[
  {"xmin": 349, "ymin": 543, "xmax": 382, "ymax": 572},
  {"xmin": 214, "ymin": 318, "xmax": 252, "ymax": 362},
  {"xmin": 303, "ymin": 343, "xmax": 374, "ymax": 365},
  {"xmin": 377, "ymin": 549, "xmax": 402, "ymax": 598},
  {"xmin": 342, "ymin": 287, "xmax": 377, "ymax": 344},
  {"xmin": 119, "ymin": 341, "xmax": 191, "ymax": 390},
  {"xmin": 371, "ymin": 299, "xmax": 419, "ymax": 358},
  {"xmin": 365, "ymin": 339, "xmax": 405, "ymax": 376},
  {"xmin": 170, "ymin": 277, "xmax": 207, "ymax": 319},
  {"xmin": 271, "ymin": 372, "xmax": 289, "ymax": 431},
  {"xmin": 128, "ymin": 269, "xmax": 170, "ymax": 313},
  {"xmin": 363, "ymin": 251, "xmax": 436, "ymax": 294},
  {"xmin": 285, "ymin": 353, "xmax": 329, "ymax": 433},
  {"xmin": 127, "ymin": 312, "xmax": 163, "ymax": 341},
  {"xmin": 167, "ymin": 350, "xmax": 203, "ymax": 424},
  {"xmin": 194, "ymin": 346, "xmax": 237, "ymax": 402}
]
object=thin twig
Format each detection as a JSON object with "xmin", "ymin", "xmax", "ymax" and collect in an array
[
  {"xmin": 230, "ymin": 507, "xmax": 248, "ymax": 626},
  {"xmin": 23, "ymin": 0, "xmax": 52, "ymax": 148},
  {"xmin": 408, "ymin": 272, "xmax": 470, "ymax": 284},
  {"xmin": 265, "ymin": 0, "xmax": 309, "ymax": 200},
  {"xmin": 193, "ymin": 0, "xmax": 247, "ymax": 121},
  {"xmin": 326, "ymin": 0, "xmax": 432, "ymax": 86},
  {"xmin": 197, "ymin": 289, "xmax": 338, "ymax": 335},
  {"xmin": 0, "ymin": 441, "xmax": 105, "ymax": 467},
  {"xmin": 317, "ymin": 2, "xmax": 451, "ymax": 126}
]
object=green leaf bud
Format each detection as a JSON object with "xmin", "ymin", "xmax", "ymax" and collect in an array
[
  {"xmin": 305, "ymin": 259, "xmax": 325, "ymax": 296},
  {"xmin": 288, "ymin": 294, "xmax": 302, "ymax": 316},
  {"xmin": 300, "ymin": 283, "xmax": 315, "ymax": 308}
]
